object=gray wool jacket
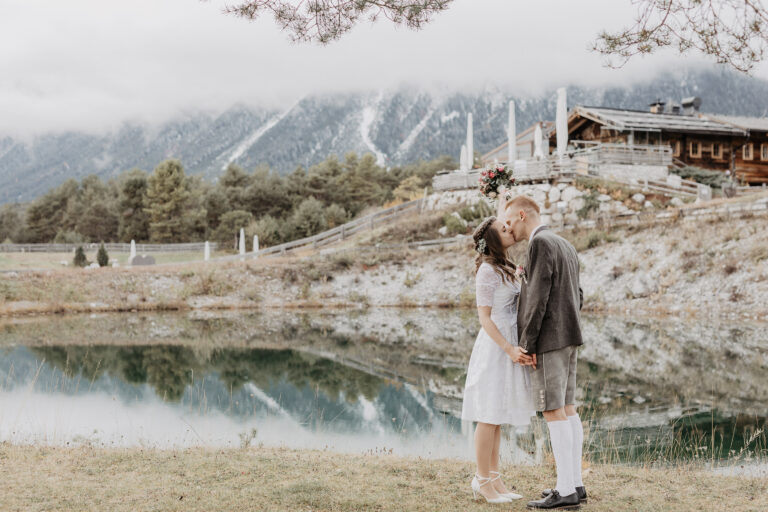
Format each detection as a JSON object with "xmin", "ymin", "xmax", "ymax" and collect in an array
[{"xmin": 517, "ymin": 227, "xmax": 584, "ymax": 355}]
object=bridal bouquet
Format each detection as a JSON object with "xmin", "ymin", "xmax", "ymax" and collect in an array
[{"xmin": 478, "ymin": 164, "xmax": 515, "ymax": 200}]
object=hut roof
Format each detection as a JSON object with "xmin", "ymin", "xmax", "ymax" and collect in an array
[
  {"xmin": 567, "ymin": 106, "xmax": 747, "ymax": 136},
  {"xmin": 704, "ymin": 114, "xmax": 768, "ymax": 133}
]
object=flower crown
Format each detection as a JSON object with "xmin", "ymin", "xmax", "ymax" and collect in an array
[{"xmin": 473, "ymin": 217, "xmax": 494, "ymax": 255}]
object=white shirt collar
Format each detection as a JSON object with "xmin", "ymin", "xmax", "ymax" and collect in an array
[{"xmin": 529, "ymin": 224, "xmax": 546, "ymax": 242}]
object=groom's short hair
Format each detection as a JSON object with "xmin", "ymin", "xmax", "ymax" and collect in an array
[{"xmin": 505, "ymin": 195, "xmax": 540, "ymax": 215}]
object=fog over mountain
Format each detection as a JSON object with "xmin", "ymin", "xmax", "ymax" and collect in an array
[{"xmin": 3, "ymin": 66, "xmax": 768, "ymax": 204}]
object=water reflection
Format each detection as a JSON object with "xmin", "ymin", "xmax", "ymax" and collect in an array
[
  {"xmin": 0, "ymin": 345, "xmax": 474, "ymax": 457},
  {"xmin": 0, "ymin": 310, "xmax": 765, "ymax": 465}
]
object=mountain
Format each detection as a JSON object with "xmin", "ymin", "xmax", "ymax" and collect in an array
[{"xmin": 3, "ymin": 67, "xmax": 768, "ymax": 204}]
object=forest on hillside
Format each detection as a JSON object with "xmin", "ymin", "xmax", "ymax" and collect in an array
[{"xmin": 0, "ymin": 154, "xmax": 455, "ymax": 249}]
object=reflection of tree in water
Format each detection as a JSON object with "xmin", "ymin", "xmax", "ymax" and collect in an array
[
  {"xmin": 30, "ymin": 345, "xmax": 381, "ymax": 403},
  {"xmin": 142, "ymin": 346, "xmax": 201, "ymax": 401}
]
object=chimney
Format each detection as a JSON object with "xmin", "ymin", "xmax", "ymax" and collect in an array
[
  {"xmin": 649, "ymin": 99, "xmax": 665, "ymax": 114},
  {"xmin": 681, "ymin": 96, "xmax": 702, "ymax": 116}
]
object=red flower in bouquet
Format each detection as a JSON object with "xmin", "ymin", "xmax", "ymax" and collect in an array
[{"xmin": 478, "ymin": 164, "xmax": 516, "ymax": 200}]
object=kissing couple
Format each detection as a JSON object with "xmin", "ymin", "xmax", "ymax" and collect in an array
[{"xmin": 460, "ymin": 193, "xmax": 586, "ymax": 510}]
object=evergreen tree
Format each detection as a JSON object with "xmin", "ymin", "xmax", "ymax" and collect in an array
[
  {"xmin": 249, "ymin": 215, "xmax": 282, "ymax": 246},
  {"xmin": 73, "ymin": 246, "xmax": 88, "ymax": 267},
  {"xmin": 0, "ymin": 204, "xmax": 22, "ymax": 243},
  {"xmin": 324, "ymin": 203, "xmax": 347, "ymax": 228},
  {"xmin": 76, "ymin": 202, "xmax": 119, "ymax": 242},
  {"xmin": 97, "ymin": 244, "xmax": 109, "ymax": 267},
  {"xmin": 144, "ymin": 160, "xmax": 191, "ymax": 242},
  {"xmin": 393, "ymin": 175, "xmax": 423, "ymax": 201},
  {"xmin": 212, "ymin": 210, "xmax": 254, "ymax": 246},
  {"xmin": 25, "ymin": 179, "xmax": 78, "ymax": 242},
  {"xmin": 286, "ymin": 197, "xmax": 327, "ymax": 238},
  {"xmin": 118, "ymin": 169, "xmax": 150, "ymax": 242},
  {"xmin": 203, "ymin": 188, "xmax": 230, "ymax": 232}
]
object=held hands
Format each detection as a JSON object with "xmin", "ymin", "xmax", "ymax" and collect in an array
[{"xmin": 506, "ymin": 345, "xmax": 537, "ymax": 368}]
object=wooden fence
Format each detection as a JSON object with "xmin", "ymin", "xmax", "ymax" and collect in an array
[
  {"xmin": 433, "ymin": 143, "xmax": 703, "ymax": 198},
  {"xmin": 212, "ymin": 198, "xmax": 425, "ymax": 261},
  {"xmin": 0, "ymin": 200, "xmax": 423, "ymax": 261},
  {"xmin": 319, "ymin": 193, "xmax": 768, "ymax": 255},
  {"xmin": 0, "ymin": 242, "xmax": 217, "ymax": 253}
]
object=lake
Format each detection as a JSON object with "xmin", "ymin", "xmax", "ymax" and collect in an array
[{"xmin": 0, "ymin": 310, "xmax": 765, "ymax": 469}]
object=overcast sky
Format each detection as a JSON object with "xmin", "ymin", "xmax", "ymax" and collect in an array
[{"xmin": 2, "ymin": 0, "xmax": 766, "ymax": 137}]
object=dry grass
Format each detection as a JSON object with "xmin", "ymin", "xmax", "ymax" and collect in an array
[
  {"xmin": 0, "ymin": 250, "xmax": 230, "ymax": 271},
  {"xmin": 0, "ymin": 444, "xmax": 764, "ymax": 512}
]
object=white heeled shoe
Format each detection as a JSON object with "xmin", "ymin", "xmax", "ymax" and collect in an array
[
  {"xmin": 489, "ymin": 470, "xmax": 523, "ymax": 500},
  {"xmin": 471, "ymin": 474, "xmax": 511, "ymax": 504}
]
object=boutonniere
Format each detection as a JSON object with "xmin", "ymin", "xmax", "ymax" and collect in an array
[{"xmin": 515, "ymin": 265, "xmax": 528, "ymax": 284}]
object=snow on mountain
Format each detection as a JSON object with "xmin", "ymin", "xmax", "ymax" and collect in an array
[
  {"xmin": 222, "ymin": 99, "xmax": 301, "ymax": 170},
  {"xmin": 3, "ymin": 67, "xmax": 768, "ymax": 204},
  {"xmin": 359, "ymin": 92, "xmax": 387, "ymax": 167}
]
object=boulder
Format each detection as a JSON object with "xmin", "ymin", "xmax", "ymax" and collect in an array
[
  {"xmin": 532, "ymin": 189, "xmax": 547, "ymax": 205},
  {"xmin": 536, "ymin": 183, "xmax": 552, "ymax": 192},
  {"xmin": 631, "ymin": 193, "xmax": 646, "ymax": 203},
  {"xmin": 564, "ymin": 213, "xmax": 580, "ymax": 225},
  {"xmin": 556, "ymin": 200, "xmax": 568, "ymax": 212},
  {"xmin": 557, "ymin": 183, "xmax": 568, "ymax": 190},
  {"xmin": 597, "ymin": 194, "xmax": 612, "ymax": 202},
  {"xmin": 626, "ymin": 274, "xmax": 658, "ymax": 299},
  {"xmin": 540, "ymin": 214, "xmax": 552, "ymax": 225},
  {"xmin": 552, "ymin": 212, "xmax": 564, "ymax": 223},
  {"xmin": 130, "ymin": 254, "xmax": 156, "ymax": 266},
  {"xmin": 560, "ymin": 186, "xmax": 582, "ymax": 203},
  {"xmin": 548, "ymin": 187, "xmax": 562, "ymax": 202},
  {"xmin": 438, "ymin": 226, "xmax": 449, "ymax": 236},
  {"xmin": 543, "ymin": 202, "xmax": 558, "ymax": 214},
  {"xmin": 670, "ymin": 197, "xmax": 684, "ymax": 207},
  {"xmin": 569, "ymin": 197, "xmax": 586, "ymax": 212},
  {"xmin": 644, "ymin": 200, "xmax": 654, "ymax": 209}
]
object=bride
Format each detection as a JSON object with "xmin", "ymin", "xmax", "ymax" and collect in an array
[{"xmin": 461, "ymin": 215, "xmax": 535, "ymax": 504}]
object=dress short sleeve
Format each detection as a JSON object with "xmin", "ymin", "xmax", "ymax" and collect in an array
[{"xmin": 476, "ymin": 263, "xmax": 502, "ymax": 307}]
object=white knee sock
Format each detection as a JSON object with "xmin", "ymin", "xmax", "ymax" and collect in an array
[
  {"xmin": 568, "ymin": 414, "xmax": 584, "ymax": 488},
  {"xmin": 547, "ymin": 419, "xmax": 576, "ymax": 497}
]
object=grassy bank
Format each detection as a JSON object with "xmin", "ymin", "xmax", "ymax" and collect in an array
[
  {"xmin": 2, "ymin": 204, "xmax": 768, "ymax": 322},
  {"xmin": 0, "ymin": 444, "xmax": 764, "ymax": 511}
]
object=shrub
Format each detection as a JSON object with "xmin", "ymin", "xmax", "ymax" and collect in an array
[
  {"xmin": 250, "ymin": 215, "xmax": 282, "ymax": 247},
  {"xmin": 54, "ymin": 230, "xmax": 85, "ymax": 244},
  {"xmin": 393, "ymin": 175, "xmax": 423, "ymax": 201},
  {"xmin": 458, "ymin": 201, "xmax": 493, "ymax": 223},
  {"xmin": 213, "ymin": 210, "xmax": 254, "ymax": 247},
  {"xmin": 671, "ymin": 166, "xmax": 726, "ymax": 189},
  {"xmin": 73, "ymin": 246, "xmax": 88, "ymax": 267},
  {"xmin": 96, "ymin": 244, "xmax": 109, "ymax": 267},
  {"xmin": 577, "ymin": 191, "xmax": 600, "ymax": 219},
  {"xmin": 442, "ymin": 214, "xmax": 466, "ymax": 235},
  {"xmin": 324, "ymin": 203, "xmax": 348, "ymax": 228}
]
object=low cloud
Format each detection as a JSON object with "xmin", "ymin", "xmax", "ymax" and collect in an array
[{"xmin": 0, "ymin": 0, "xmax": 749, "ymax": 137}]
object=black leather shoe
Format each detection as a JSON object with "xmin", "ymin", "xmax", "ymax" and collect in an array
[
  {"xmin": 527, "ymin": 490, "xmax": 581, "ymax": 510},
  {"xmin": 541, "ymin": 486, "xmax": 587, "ymax": 502}
]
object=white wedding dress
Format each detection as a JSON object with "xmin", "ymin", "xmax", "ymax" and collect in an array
[{"xmin": 461, "ymin": 262, "xmax": 535, "ymax": 426}]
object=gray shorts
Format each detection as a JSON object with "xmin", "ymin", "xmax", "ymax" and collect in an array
[{"xmin": 530, "ymin": 346, "xmax": 578, "ymax": 412}]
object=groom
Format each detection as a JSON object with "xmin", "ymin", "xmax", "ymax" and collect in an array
[{"xmin": 502, "ymin": 195, "xmax": 585, "ymax": 510}]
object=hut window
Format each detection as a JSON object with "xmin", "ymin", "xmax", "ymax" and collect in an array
[
  {"xmin": 671, "ymin": 140, "xmax": 681, "ymax": 157},
  {"xmin": 743, "ymin": 143, "xmax": 754, "ymax": 160},
  {"xmin": 762, "ymin": 143, "xmax": 768, "ymax": 161},
  {"xmin": 689, "ymin": 141, "xmax": 701, "ymax": 158},
  {"xmin": 712, "ymin": 143, "xmax": 722, "ymax": 159}
]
